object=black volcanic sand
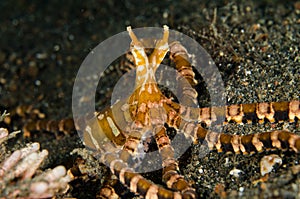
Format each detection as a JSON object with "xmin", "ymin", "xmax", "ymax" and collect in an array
[{"xmin": 0, "ymin": 0, "xmax": 299, "ymax": 198}]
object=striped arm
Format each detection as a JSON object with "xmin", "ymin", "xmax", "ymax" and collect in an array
[
  {"xmin": 23, "ymin": 118, "xmax": 75, "ymax": 138},
  {"xmin": 103, "ymin": 152, "xmax": 194, "ymax": 199},
  {"xmin": 179, "ymin": 120, "xmax": 300, "ymax": 154},
  {"xmin": 154, "ymin": 125, "xmax": 196, "ymax": 198},
  {"xmin": 179, "ymin": 100, "xmax": 300, "ymax": 126},
  {"xmin": 169, "ymin": 41, "xmax": 198, "ymax": 108}
]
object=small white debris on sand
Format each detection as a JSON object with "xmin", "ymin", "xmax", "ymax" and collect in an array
[
  {"xmin": 229, "ymin": 168, "xmax": 244, "ymax": 177},
  {"xmin": 260, "ymin": 154, "xmax": 282, "ymax": 176}
]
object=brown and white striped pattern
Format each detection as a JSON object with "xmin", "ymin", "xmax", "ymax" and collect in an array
[
  {"xmin": 175, "ymin": 101, "xmax": 300, "ymax": 154},
  {"xmin": 154, "ymin": 125, "xmax": 196, "ymax": 197},
  {"xmin": 22, "ymin": 118, "xmax": 75, "ymax": 138},
  {"xmin": 179, "ymin": 100, "xmax": 300, "ymax": 126},
  {"xmin": 196, "ymin": 128, "xmax": 300, "ymax": 154},
  {"xmin": 104, "ymin": 152, "xmax": 188, "ymax": 199},
  {"xmin": 169, "ymin": 41, "xmax": 198, "ymax": 107}
]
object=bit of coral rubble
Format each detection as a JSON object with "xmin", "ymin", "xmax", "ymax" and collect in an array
[{"xmin": 0, "ymin": 112, "xmax": 72, "ymax": 198}]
